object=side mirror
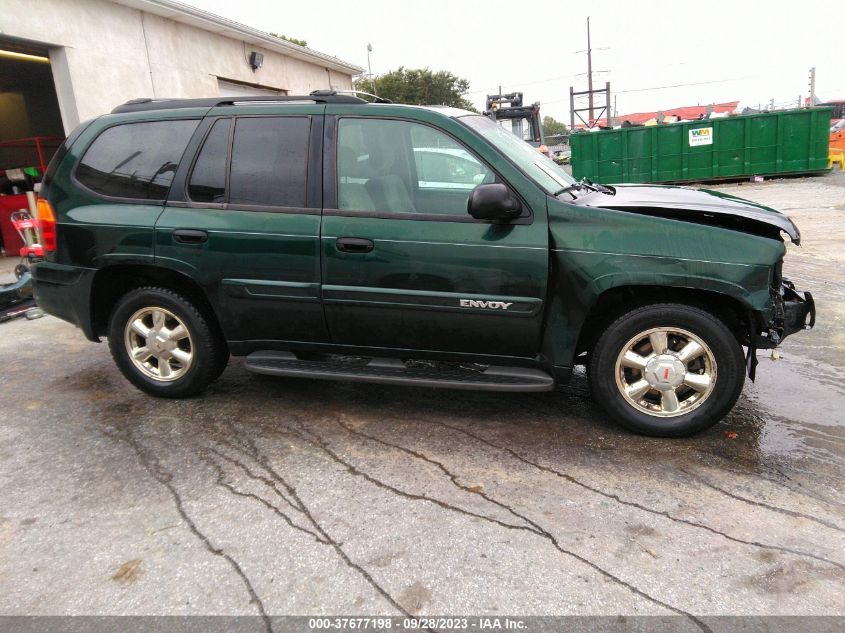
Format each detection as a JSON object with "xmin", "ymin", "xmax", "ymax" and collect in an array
[{"xmin": 467, "ymin": 183, "xmax": 521, "ymax": 222}]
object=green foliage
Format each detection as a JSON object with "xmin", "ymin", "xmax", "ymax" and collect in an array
[
  {"xmin": 268, "ymin": 33, "xmax": 308, "ymax": 47},
  {"xmin": 542, "ymin": 115, "xmax": 568, "ymax": 137},
  {"xmin": 355, "ymin": 67, "xmax": 477, "ymax": 111}
]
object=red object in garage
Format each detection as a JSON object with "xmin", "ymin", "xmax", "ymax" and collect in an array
[
  {"xmin": 0, "ymin": 136, "xmax": 63, "ymax": 257},
  {"xmin": 0, "ymin": 137, "xmax": 63, "ymax": 173},
  {"xmin": 0, "ymin": 194, "xmax": 31, "ymax": 256}
]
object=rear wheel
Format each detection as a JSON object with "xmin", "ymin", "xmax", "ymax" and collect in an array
[
  {"xmin": 588, "ymin": 303, "xmax": 745, "ymax": 437},
  {"xmin": 108, "ymin": 287, "xmax": 226, "ymax": 398}
]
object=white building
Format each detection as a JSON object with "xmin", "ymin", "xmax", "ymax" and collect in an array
[{"xmin": 0, "ymin": 0, "xmax": 362, "ymax": 142}]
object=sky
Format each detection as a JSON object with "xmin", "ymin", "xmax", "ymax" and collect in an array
[{"xmin": 180, "ymin": 0, "xmax": 841, "ymax": 123}]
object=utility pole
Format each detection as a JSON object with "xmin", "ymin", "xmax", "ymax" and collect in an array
[
  {"xmin": 366, "ymin": 43, "xmax": 376, "ymax": 97},
  {"xmin": 569, "ymin": 18, "xmax": 611, "ymax": 130},
  {"xmin": 808, "ymin": 67, "xmax": 816, "ymax": 107},
  {"xmin": 586, "ymin": 17, "xmax": 594, "ymax": 123}
]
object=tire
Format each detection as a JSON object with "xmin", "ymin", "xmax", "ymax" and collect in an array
[
  {"xmin": 588, "ymin": 303, "xmax": 745, "ymax": 437},
  {"xmin": 108, "ymin": 287, "xmax": 227, "ymax": 398},
  {"xmin": 210, "ymin": 348, "xmax": 231, "ymax": 382}
]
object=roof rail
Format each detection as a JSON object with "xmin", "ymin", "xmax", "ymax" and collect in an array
[
  {"xmin": 111, "ymin": 91, "xmax": 367, "ymax": 114},
  {"xmin": 326, "ymin": 89, "xmax": 393, "ymax": 104}
]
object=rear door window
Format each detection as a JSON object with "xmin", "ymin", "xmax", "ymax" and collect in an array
[
  {"xmin": 228, "ymin": 117, "xmax": 310, "ymax": 208},
  {"xmin": 76, "ymin": 119, "xmax": 199, "ymax": 200}
]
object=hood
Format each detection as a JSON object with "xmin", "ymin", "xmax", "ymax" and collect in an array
[{"xmin": 569, "ymin": 184, "xmax": 800, "ymax": 244}]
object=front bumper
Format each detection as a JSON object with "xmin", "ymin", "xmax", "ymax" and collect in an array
[
  {"xmin": 756, "ymin": 278, "xmax": 815, "ymax": 349},
  {"xmin": 780, "ymin": 281, "xmax": 815, "ymax": 338}
]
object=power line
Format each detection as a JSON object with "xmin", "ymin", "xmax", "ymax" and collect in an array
[
  {"xmin": 543, "ymin": 75, "xmax": 750, "ymax": 106},
  {"xmin": 462, "ymin": 72, "xmax": 581, "ymax": 96},
  {"xmin": 615, "ymin": 76, "xmax": 749, "ymax": 94},
  {"xmin": 462, "ymin": 60, "xmax": 717, "ymax": 98}
]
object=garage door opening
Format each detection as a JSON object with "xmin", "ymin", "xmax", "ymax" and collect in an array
[
  {"xmin": 0, "ymin": 37, "xmax": 64, "ymax": 258},
  {"xmin": 0, "ymin": 38, "xmax": 64, "ymax": 175}
]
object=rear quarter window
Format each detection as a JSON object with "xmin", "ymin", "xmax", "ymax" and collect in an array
[{"xmin": 75, "ymin": 119, "xmax": 199, "ymax": 200}]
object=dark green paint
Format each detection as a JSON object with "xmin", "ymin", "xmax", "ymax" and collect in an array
[
  {"xmin": 34, "ymin": 101, "xmax": 794, "ymax": 376},
  {"xmin": 154, "ymin": 207, "xmax": 327, "ymax": 343},
  {"xmin": 320, "ymin": 214, "xmax": 548, "ymax": 356},
  {"xmin": 544, "ymin": 197, "xmax": 783, "ymax": 366}
]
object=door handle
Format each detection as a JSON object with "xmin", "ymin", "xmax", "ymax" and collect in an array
[
  {"xmin": 336, "ymin": 237, "xmax": 374, "ymax": 253},
  {"xmin": 173, "ymin": 229, "xmax": 208, "ymax": 244}
]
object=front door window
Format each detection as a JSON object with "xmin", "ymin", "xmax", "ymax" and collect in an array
[{"xmin": 337, "ymin": 118, "xmax": 495, "ymax": 218}]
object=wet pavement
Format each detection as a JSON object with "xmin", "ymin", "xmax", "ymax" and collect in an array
[{"xmin": 0, "ymin": 174, "xmax": 843, "ymax": 624}]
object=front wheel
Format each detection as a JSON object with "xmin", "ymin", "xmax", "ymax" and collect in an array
[
  {"xmin": 108, "ymin": 287, "xmax": 227, "ymax": 398},
  {"xmin": 588, "ymin": 303, "xmax": 745, "ymax": 437}
]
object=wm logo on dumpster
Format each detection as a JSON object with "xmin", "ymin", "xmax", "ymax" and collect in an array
[{"xmin": 689, "ymin": 127, "xmax": 714, "ymax": 147}]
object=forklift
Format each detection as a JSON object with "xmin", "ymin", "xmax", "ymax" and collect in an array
[{"xmin": 484, "ymin": 92, "xmax": 545, "ymax": 147}]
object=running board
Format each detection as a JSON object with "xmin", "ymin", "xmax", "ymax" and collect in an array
[{"xmin": 244, "ymin": 351, "xmax": 554, "ymax": 392}]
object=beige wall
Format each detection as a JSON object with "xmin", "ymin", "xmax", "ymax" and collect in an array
[{"xmin": 2, "ymin": 0, "xmax": 354, "ymax": 132}]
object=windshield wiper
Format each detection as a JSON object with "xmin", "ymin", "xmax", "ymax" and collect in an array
[
  {"xmin": 553, "ymin": 178, "xmax": 613, "ymax": 199},
  {"xmin": 552, "ymin": 183, "xmax": 584, "ymax": 199}
]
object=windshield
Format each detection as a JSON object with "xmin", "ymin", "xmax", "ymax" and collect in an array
[{"xmin": 461, "ymin": 115, "xmax": 576, "ymax": 193}]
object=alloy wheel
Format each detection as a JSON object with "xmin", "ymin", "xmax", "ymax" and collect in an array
[
  {"xmin": 614, "ymin": 327, "xmax": 717, "ymax": 417},
  {"xmin": 123, "ymin": 307, "xmax": 194, "ymax": 382}
]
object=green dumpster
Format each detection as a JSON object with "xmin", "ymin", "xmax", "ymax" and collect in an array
[{"xmin": 571, "ymin": 107, "xmax": 832, "ymax": 184}]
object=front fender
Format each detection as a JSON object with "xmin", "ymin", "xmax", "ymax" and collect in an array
[
  {"xmin": 542, "ymin": 248, "xmax": 774, "ymax": 370},
  {"xmin": 542, "ymin": 199, "xmax": 784, "ymax": 370}
]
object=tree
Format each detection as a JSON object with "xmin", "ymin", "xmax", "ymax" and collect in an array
[
  {"xmin": 542, "ymin": 115, "xmax": 568, "ymax": 137},
  {"xmin": 354, "ymin": 67, "xmax": 476, "ymax": 111},
  {"xmin": 268, "ymin": 33, "xmax": 307, "ymax": 47}
]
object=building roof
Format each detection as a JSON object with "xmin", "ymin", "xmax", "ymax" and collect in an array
[
  {"xmin": 592, "ymin": 101, "xmax": 739, "ymax": 127},
  {"xmin": 112, "ymin": 0, "xmax": 363, "ymax": 75}
]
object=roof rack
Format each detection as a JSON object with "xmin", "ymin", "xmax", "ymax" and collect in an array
[
  {"xmin": 327, "ymin": 89, "xmax": 393, "ymax": 104},
  {"xmin": 111, "ymin": 90, "xmax": 367, "ymax": 114}
]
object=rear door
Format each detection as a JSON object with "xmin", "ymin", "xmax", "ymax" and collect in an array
[
  {"xmin": 320, "ymin": 111, "xmax": 549, "ymax": 358},
  {"xmin": 157, "ymin": 105, "xmax": 328, "ymax": 345}
]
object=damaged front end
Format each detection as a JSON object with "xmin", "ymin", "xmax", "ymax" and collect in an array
[
  {"xmin": 758, "ymin": 279, "xmax": 816, "ymax": 349},
  {"xmin": 746, "ymin": 277, "xmax": 815, "ymax": 380},
  {"xmin": 569, "ymin": 184, "xmax": 802, "ymax": 244},
  {"xmin": 567, "ymin": 184, "xmax": 815, "ymax": 380}
]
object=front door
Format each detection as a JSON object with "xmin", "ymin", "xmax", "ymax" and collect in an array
[
  {"xmin": 157, "ymin": 106, "xmax": 328, "ymax": 345},
  {"xmin": 320, "ymin": 114, "xmax": 548, "ymax": 358}
]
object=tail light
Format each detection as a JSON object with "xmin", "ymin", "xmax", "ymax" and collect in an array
[{"xmin": 37, "ymin": 198, "xmax": 57, "ymax": 252}]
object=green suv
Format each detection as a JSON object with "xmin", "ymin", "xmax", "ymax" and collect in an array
[{"xmin": 32, "ymin": 91, "xmax": 814, "ymax": 436}]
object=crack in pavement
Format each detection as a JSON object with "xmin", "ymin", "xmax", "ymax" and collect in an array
[
  {"xmin": 104, "ymin": 427, "xmax": 272, "ymax": 633},
  {"xmin": 289, "ymin": 422, "xmax": 540, "ymax": 534},
  {"xmin": 690, "ymin": 448, "xmax": 845, "ymax": 507},
  {"xmin": 215, "ymin": 420, "xmax": 415, "ymax": 619},
  {"xmin": 678, "ymin": 467, "xmax": 845, "ymax": 534},
  {"xmin": 292, "ymin": 419, "xmax": 712, "ymax": 633},
  {"xmin": 337, "ymin": 417, "xmax": 542, "ymax": 532},
  {"xmin": 212, "ymin": 440, "xmax": 312, "ymax": 515},
  {"xmin": 199, "ymin": 449, "xmax": 329, "ymax": 545},
  {"xmin": 421, "ymin": 419, "xmax": 845, "ymax": 573}
]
